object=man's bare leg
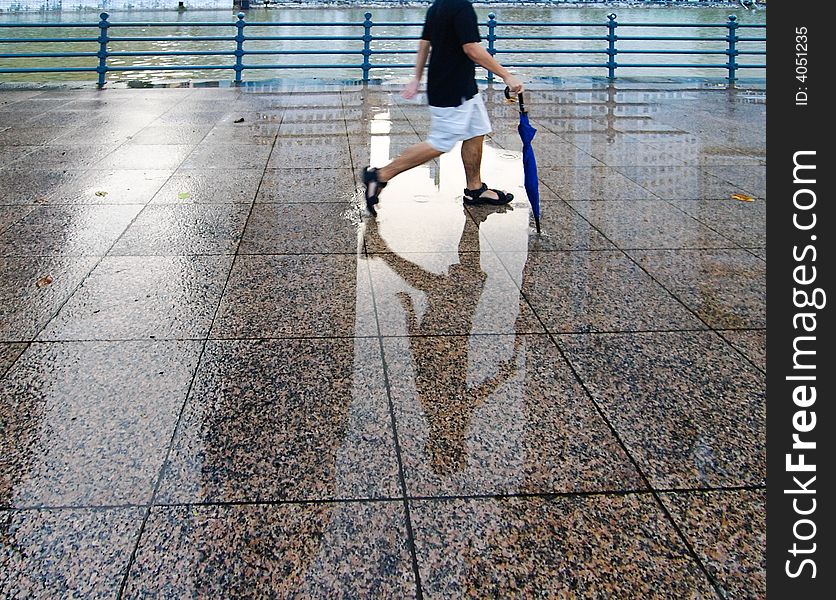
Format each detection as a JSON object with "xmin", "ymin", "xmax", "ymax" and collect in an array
[
  {"xmin": 363, "ymin": 141, "xmax": 442, "ymax": 215},
  {"xmin": 377, "ymin": 141, "xmax": 442, "ymax": 183},
  {"xmin": 460, "ymin": 135, "xmax": 501, "ymax": 201}
]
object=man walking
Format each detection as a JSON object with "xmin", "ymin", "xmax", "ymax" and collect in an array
[{"xmin": 362, "ymin": 0, "xmax": 524, "ymax": 215}]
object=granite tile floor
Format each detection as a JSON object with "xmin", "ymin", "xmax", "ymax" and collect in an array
[{"xmin": 0, "ymin": 82, "xmax": 765, "ymax": 598}]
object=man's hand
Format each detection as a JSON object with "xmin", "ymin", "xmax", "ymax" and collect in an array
[
  {"xmin": 401, "ymin": 78, "xmax": 421, "ymax": 100},
  {"xmin": 503, "ymin": 74, "xmax": 524, "ymax": 94}
]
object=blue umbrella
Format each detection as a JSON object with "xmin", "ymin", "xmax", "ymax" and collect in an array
[{"xmin": 505, "ymin": 86, "xmax": 541, "ymax": 233}]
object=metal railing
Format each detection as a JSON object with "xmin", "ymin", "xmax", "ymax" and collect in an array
[{"xmin": 0, "ymin": 12, "xmax": 766, "ymax": 86}]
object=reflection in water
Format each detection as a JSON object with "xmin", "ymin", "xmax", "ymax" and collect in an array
[
  {"xmin": 366, "ymin": 210, "xmax": 529, "ymax": 477},
  {"xmin": 361, "ymin": 86, "xmax": 532, "ymax": 477}
]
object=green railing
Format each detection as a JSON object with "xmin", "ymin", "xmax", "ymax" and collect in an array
[{"xmin": 0, "ymin": 12, "xmax": 766, "ymax": 86}]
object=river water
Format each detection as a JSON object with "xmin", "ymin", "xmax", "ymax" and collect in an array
[{"xmin": 0, "ymin": 3, "xmax": 765, "ymax": 84}]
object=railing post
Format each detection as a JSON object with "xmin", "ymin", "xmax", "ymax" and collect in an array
[
  {"xmin": 234, "ymin": 11, "xmax": 246, "ymax": 85},
  {"xmin": 726, "ymin": 14, "xmax": 739, "ymax": 87},
  {"xmin": 606, "ymin": 13, "xmax": 617, "ymax": 80},
  {"xmin": 486, "ymin": 12, "xmax": 496, "ymax": 83},
  {"xmin": 96, "ymin": 12, "xmax": 109, "ymax": 88},
  {"xmin": 362, "ymin": 12, "xmax": 372, "ymax": 83}
]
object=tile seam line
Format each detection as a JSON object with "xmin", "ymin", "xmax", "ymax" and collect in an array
[
  {"xmin": 10, "ymin": 334, "xmax": 381, "ymax": 344},
  {"xmin": 538, "ymin": 177, "xmax": 766, "ymax": 377},
  {"xmin": 116, "ymin": 93, "xmax": 283, "ymax": 599},
  {"xmin": 645, "ymin": 200, "xmax": 769, "ymax": 257},
  {"xmin": 0, "ymin": 327, "xmax": 766, "ymax": 345},
  {"xmin": 631, "ymin": 188, "xmax": 762, "ymax": 250},
  {"xmin": 407, "ymin": 484, "xmax": 768, "ymax": 503},
  {"xmin": 2, "ymin": 201, "xmax": 156, "ymax": 375},
  {"xmin": 378, "ymin": 328, "xmax": 714, "ymax": 338},
  {"xmin": 542, "ymin": 324, "xmax": 726, "ymax": 598},
  {"xmin": 615, "ymin": 247, "xmax": 767, "ymax": 375},
  {"xmin": 45, "ymin": 251, "xmax": 370, "ymax": 258},
  {"xmin": 7, "ymin": 250, "xmax": 389, "ymax": 258},
  {"xmin": 608, "ymin": 162, "xmax": 762, "ymax": 205},
  {"xmin": 0, "ymin": 484, "xmax": 767, "ymax": 513},
  {"xmin": 24, "ymin": 89, "xmax": 203, "ymax": 347},
  {"xmin": 1, "ymin": 327, "xmax": 763, "ymax": 348},
  {"xmin": 0, "ymin": 206, "xmax": 36, "ymax": 236},
  {"xmin": 348, "ymin": 88, "xmax": 425, "ymax": 600},
  {"xmin": 534, "ymin": 170, "xmax": 755, "ymax": 591},
  {"xmin": 478, "ymin": 207, "xmax": 725, "ymax": 596},
  {"xmin": 461, "ymin": 200, "xmax": 725, "ymax": 591}
]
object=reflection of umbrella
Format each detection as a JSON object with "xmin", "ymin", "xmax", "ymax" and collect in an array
[{"xmin": 505, "ymin": 86, "xmax": 541, "ymax": 233}]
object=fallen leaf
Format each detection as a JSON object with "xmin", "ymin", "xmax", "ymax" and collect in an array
[
  {"xmin": 730, "ymin": 193, "xmax": 755, "ymax": 202},
  {"xmin": 95, "ymin": 190, "xmax": 108, "ymax": 197},
  {"xmin": 234, "ymin": 117, "xmax": 245, "ymax": 123},
  {"xmin": 178, "ymin": 192, "xmax": 191, "ymax": 200},
  {"xmin": 36, "ymin": 275, "xmax": 53, "ymax": 288}
]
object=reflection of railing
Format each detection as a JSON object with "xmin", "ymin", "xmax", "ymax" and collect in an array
[{"xmin": 0, "ymin": 11, "xmax": 766, "ymax": 86}]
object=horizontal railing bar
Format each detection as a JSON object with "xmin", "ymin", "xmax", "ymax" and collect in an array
[
  {"xmin": 0, "ymin": 21, "xmax": 767, "ymax": 30},
  {"xmin": 616, "ymin": 49, "xmax": 729, "ymax": 55},
  {"xmin": 368, "ymin": 64, "xmax": 422, "ymax": 69},
  {"xmin": 368, "ymin": 36, "xmax": 423, "ymax": 41},
  {"xmin": 245, "ymin": 21, "xmax": 368, "ymax": 27},
  {"xmin": 108, "ymin": 36, "xmax": 233, "ymax": 42},
  {"xmin": 245, "ymin": 49, "xmax": 364, "ymax": 55},
  {"xmin": 492, "ymin": 22, "xmax": 759, "ymax": 29},
  {"xmin": 243, "ymin": 36, "xmax": 364, "ymax": 41},
  {"xmin": 106, "ymin": 65, "xmax": 234, "ymax": 71},
  {"xmin": 0, "ymin": 37, "xmax": 99, "ymax": 43},
  {"xmin": 107, "ymin": 22, "xmax": 236, "ymax": 27},
  {"xmin": 241, "ymin": 64, "xmax": 363, "ymax": 69},
  {"xmin": 494, "ymin": 49, "xmax": 608, "ymax": 54},
  {"xmin": 109, "ymin": 51, "xmax": 237, "ymax": 57},
  {"xmin": 614, "ymin": 22, "xmax": 756, "ymax": 28},
  {"xmin": 499, "ymin": 63, "xmax": 608, "ymax": 68},
  {"xmin": 364, "ymin": 49, "xmax": 419, "ymax": 55},
  {"xmin": 360, "ymin": 22, "xmax": 428, "ymax": 27},
  {"xmin": 0, "ymin": 23, "xmax": 97, "ymax": 28},
  {"xmin": 0, "ymin": 52, "xmax": 98, "ymax": 58},
  {"xmin": 494, "ymin": 35, "xmax": 609, "ymax": 41},
  {"xmin": 616, "ymin": 63, "xmax": 739, "ymax": 68},
  {"xmin": 736, "ymin": 64, "xmax": 767, "ymax": 68},
  {"xmin": 107, "ymin": 35, "xmax": 364, "ymax": 43},
  {"xmin": 616, "ymin": 36, "xmax": 729, "ymax": 41},
  {"xmin": 619, "ymin": 36, "xmax": 765, "ymax": 43},
  {"xmin": 485, "ymin": 22, "xmax": 612, "ymax": 27},
  {"xmin": 0, "ymin": 67, "xmax": 97, "ymax": 72}
]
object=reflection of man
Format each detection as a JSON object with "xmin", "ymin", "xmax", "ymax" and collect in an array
[
  {"xmin": 362, "ymin": 0, "xmax": 524, "ymax": 215},
  {"xmin": 366, "ymin": 210, "xmax": 518, "ymax": 474}
]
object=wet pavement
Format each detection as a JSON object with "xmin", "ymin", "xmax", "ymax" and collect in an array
[{"xmin": 0, "ymin": 81, "xmax": 765, "ymax": 598}]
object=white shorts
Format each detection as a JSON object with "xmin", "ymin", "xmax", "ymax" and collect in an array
[{"xmin": 426, "ymin": 93, "xmax": 493, "ymax": 153}]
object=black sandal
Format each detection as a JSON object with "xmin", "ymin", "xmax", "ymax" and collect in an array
[
  {"xmin": 463, "ymin": 183, "xmax": 514, "ymax": 206},
  {"xmin": 362, "ymin": 167, "xmax": 388, "ymax": 216}
]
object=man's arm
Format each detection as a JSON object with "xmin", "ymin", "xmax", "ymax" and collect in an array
[
  {"xmin": 462, "ymin": 42, "xmax": 523, "ymax": 93},
  {"xmin": 402, "ymin": 40, "xmax": 431, "ymax": 99}
]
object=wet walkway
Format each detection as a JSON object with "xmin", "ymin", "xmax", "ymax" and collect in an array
[{"xmin": 0, "ymin": 81, "xmax": 765, "ymax": 598}]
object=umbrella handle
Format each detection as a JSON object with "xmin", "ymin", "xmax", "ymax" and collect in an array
[{"xmin": 504, "ymin": 86, "xmax": 526, "ymax": 115}]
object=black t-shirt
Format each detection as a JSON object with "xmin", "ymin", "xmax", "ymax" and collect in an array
[{"xmin": 421, "ymin": 0, "xmax": 481, "ymax": 107}]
